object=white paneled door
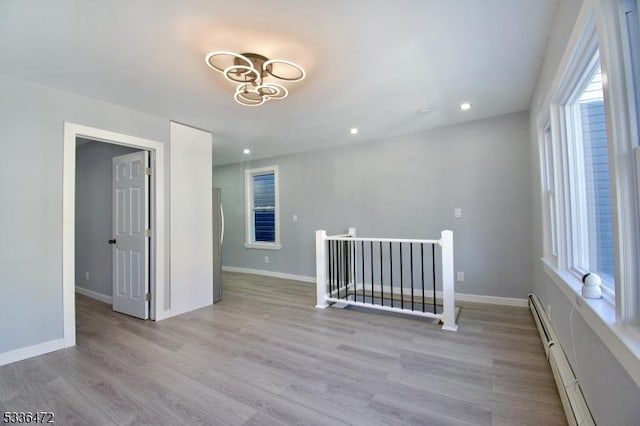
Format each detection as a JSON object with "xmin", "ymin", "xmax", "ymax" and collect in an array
[{"xmin": 111, "ymin": 151, "xmax": 149, "ymax": 319}]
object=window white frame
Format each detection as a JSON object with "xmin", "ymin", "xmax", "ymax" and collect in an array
[
  {"xmin": 539, "ymin": 121, "xmax": 559, "ymax": 263},
  {"xmin": 544, "ymin": 13, "xmax": 603, "ymax": 287},
  {"xmin": 244, "ymin": 165, "xmax": 281, "ymax": 250}
]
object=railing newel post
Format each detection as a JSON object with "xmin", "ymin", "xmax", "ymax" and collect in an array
[
  {"xmin": 315, "ymin": 229, "xmax": 329, "ymax": 309},
  {"xmin": 440, "ymin": 230, "xmax": 458, "ymax": 331}
]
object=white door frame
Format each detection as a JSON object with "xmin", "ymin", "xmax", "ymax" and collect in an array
[{"xmin": 62, "ymin": 122, "xmax": 167, "ymax": 349}]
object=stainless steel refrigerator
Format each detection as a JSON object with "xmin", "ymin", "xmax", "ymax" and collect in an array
[{"xmin": 213, "ymin": 187, "xmax": 224, "ymax": 303}]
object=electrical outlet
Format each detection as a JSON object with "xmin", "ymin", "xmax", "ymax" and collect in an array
[
  {"xmin": 264, "ymin": 256, "xmax": 269, "ymax": 264},
  {"xmin": 293, "ymin": 214, "xmax": 298, "ymax": 222},
  {"xmin": 85, "ymin": 271, "xmax": 90, "ymax": 281},
  {"xmin": 456, "ymin": 271, "xmax": 464, "ymax": 281},
  {"xmin": 454, "ymin": 207, "xmax": 462, "ymax": 218}
]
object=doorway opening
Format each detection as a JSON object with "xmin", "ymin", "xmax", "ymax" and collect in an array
[
  {"xmin": 62, "ymin": 123, "xmax": 167, "ymax": 349},
  {"xmin": 75, "ymin": 138, "xmax": 150, "ymax": 318}
]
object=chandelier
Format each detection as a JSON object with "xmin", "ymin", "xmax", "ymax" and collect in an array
[{"xmin": 205, "ymin": 51, "xmax": 305, "ymax": 107}]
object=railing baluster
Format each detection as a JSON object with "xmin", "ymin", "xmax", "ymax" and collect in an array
[
  {"xmin": 432, "ymin": 243, "xmax": 437, "ymax": 315},
  {"xmin": 346, "ymin": 240, "xmax": 351, "ymax": 300},
  {"xmin": 361, "ymin": 241, "xmax": 365, "ymax": 303},
  {"xmin": 379, "ymin": 241, "xmax": 383, "ymax": 307},
  {"xmin": 345, "ymin": 241, "xmax": 349, "ymax": 300},
  {"xmin": 421, "ymin": 243, "xmax": 425, "ymax": 313},
  {"xmin": 338, "ymin": 239, "xmax": 342, "ymax": 300},
  {"xmin": 410, "ymin": 243, "xmax": 414, "ymax": 311},
  {"xmin": 370, "ymin": 241, "xmax": 374, "ymax": 305},
  {"xmin": 328, "ymin": 240, "xmax": 333, "ymax": 297},
  {"xmin": 350, "ymin": 240, "xmax": 354, "ymax": 300},
  {"xmin": 399, "ymin": 243, "xmax": 403, "ymax": 310},
  {"xmin": 389, "ymin": 242, "xmax": 393, "ymax": 309},
  {"xmin": 336, "ymin": 240, "xmax": 339, "ymax": 297}
]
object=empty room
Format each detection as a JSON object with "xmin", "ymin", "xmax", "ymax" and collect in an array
[{"xmin": 1, "ymin": 0, "xmax": 639, "ymax": 425}]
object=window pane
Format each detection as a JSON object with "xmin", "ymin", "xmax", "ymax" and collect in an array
[
  {"xmin": 253, "ymin": 174, "xmax": 275, "ymax": 208},
  {"xmin": 544, "ymin": 127, "xmax": 555, "ymax": 190},
  {"xmin": 575, "ymin": 65, "xmax": 615, "ymax": 283},
  {"xmin": 252, "ymin": 172, "xmax": 276, "ymax": 243},
  {"xmin": 549, "ymin": 194, "xmax": 558, "ymax": 256},
  {"xmin": 544, "ymin": 125, "xmax": 558, "ymax": 256},
  {"xmin": 254, "ymin": 210, "xmax": 275, "ymax": 242}
]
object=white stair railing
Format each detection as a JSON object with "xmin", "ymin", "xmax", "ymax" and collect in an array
[{"xmin": 315, "ymin": 228, "xmax": 457, "ymax": 331}]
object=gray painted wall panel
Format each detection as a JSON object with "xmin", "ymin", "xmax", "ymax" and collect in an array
[
  {"xmin": 214, "ymin": 111, "xmax": 533, "ymax": 299},
  {"xmin": 0, "ymin": 73, "xmax": 168, "ymax": 353},
  {"xmin": 75, "ymin": 141, "xmax": 140, "ymax": 298}
]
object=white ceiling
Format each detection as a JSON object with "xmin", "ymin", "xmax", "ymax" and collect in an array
[{"xmin": 0, "ymin": 0, "xmax": 557, "ymax": 165}]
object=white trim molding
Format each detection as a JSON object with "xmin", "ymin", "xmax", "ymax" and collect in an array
[
  {"xmin": 75, "ymin": 286, "xmax": 113, "ymax": 305},
  {"xmin": 63, "ymin": 122, "xmax": 168, "ymax": 349},
  {"xmin": 0, "ymin": 339, "xmax": 65, "ymax": 367},
  {"xmin": 453, "ymin": 292, "xmax": 528, "ymax": 307}
]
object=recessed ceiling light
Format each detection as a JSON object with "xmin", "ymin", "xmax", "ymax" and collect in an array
[
  {"xmin": 243, "ymin": 148, "xmax": 251, "ymax": 154},
  {"xmin": 459, "ymin": 102, "xmax": 472, "ymax": 111},
  {"xmin": 350, "ymin": 128, "xmax": 359, "ymax": 135}
]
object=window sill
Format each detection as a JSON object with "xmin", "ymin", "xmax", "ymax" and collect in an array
[
  {"xmin": 244, "ymin": 242, "xmax": 282, "ymax": 250},
  {"xmin": 541, "ymin": 257, "xmax": 640, "ymax": 388}
]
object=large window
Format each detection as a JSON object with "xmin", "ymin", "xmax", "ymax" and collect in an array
[
  {"xmin": 245, "ymin": 166, "xmax": 280, "ymax": 249},
  {"xmin": 539, "ymin": 0, "xmax": 640, "ymax": 321},
  {"xmin": 536, "ymin": 0, "xmax": 640, "ymax": 385},
  {"xmin": 564, "ymin": 59, "xmax": 615, "ymax": 291}
]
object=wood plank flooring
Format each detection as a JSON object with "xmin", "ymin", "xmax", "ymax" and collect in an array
[{"xmin": 0, "ymin": 272, "xmax": 566, "ymax": 425}]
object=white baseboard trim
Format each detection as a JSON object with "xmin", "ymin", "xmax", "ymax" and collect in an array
[
  {"xmin": 154, "ymin": 309, "xmax": 173, "ymax": 321},
  {"xmin": 75, "ymin": 286, "xmax": 112, "ymax": 305},
  {"xmin": 0, "ymin": 338, "xmax": 65, "ymax": 366},
  {"xmin": 222, "ymin": 266, "xmax": 315, "ymax": 284},
  {"xmin": 453, "ymin": 292, "xmax": 528, "ymax": 307}
]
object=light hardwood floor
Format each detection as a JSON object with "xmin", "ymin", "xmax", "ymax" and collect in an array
[{"xmin": 0, "ymin": 272, "xmax": 566, "ymax": 425}]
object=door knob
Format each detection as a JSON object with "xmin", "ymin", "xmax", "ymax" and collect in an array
[{"xmin": 108, "ymin": 239, "xmax": 116, "ymax": 244}]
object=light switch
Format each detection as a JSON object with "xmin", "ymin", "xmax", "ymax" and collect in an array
[
  {"xmin": 454, "ymin": 208, "xmax": 462, "ymax": 218},
  {"xmin": 293, "ymin": 214, "xmax": 298, "ymax": 222}
]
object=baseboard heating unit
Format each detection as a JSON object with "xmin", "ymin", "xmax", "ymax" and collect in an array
[{"xmin": 528, "ymin": 294, "xmax": 595, "ymax": 426}]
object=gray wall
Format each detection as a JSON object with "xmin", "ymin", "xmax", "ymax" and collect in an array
[
  {"xmin": 75, "ymin": 140, "xmax": 140, "ymax": 298},
  {"xmin": 213, "ymin": 111, "xmax": 533, "ymax": 299},
  {"xmin": 528, "ymin": 0, "xmax": 640, "ymax": 423},
  {"xmin": 0, "ymin": 73, "xmax": 168, "ymax": 353}
]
